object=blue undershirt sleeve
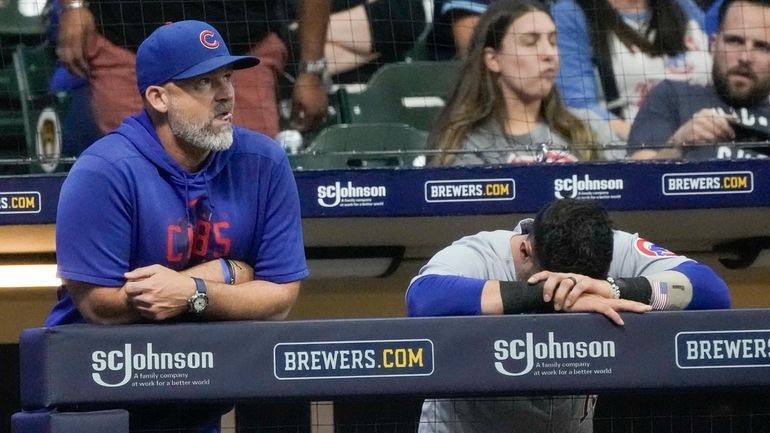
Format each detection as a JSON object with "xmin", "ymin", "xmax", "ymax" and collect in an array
[
  {"xmin": 406, "ymin": 274, "xmax": 485, "ymax": 317},
  {"xmin": 673, "ymin": 261, "xmax": 731, "ymax": 310}
]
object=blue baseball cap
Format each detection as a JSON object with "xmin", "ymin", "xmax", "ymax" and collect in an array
[{"xmin": 136, "ymin": 20, "xmax": 259, "ymax": 93}]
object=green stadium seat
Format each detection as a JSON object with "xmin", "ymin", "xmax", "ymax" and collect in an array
[
  {"xmin": 0, "ymin": 0, "xmax": 45, "ymax": 35},
  {"xmin": 0, "ymin": 44, "xmax": 69, "ymax": 173},
  {"xmin": 401, "ymin": 21, "xmax": 434, "ymax": 63},
  {"xmin": 335, "ymin": 61, "xmax": 459, "ymax": 132},
  {"xmin": 290, "ymin": 123, "xmax": 429, "ymax": 169}
]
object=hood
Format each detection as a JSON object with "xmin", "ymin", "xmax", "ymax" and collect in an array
[{"xmin": 110, "ymin": 110, "xmax": 235, "ymax": 247}]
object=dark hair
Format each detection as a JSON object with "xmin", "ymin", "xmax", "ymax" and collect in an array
[
  {"xmin": 718, "ymin": 0, "xmax": 770, "ymax": 30},
  {"xmin": 428, "ymin": 0, "xmax": 598, "ymax": 165},
  {"xmin": 575, "ymin": 0, "xmax": 688, "ymax": 58},
  {"xmin": 531, "ymin": 199, "xmax": 614, "ymax": 279}
]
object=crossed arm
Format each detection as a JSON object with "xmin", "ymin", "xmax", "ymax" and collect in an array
[
  {"xmin": 407, "ymin": 262, "xmax": 729, "ymax": 325},
  {"xmin": 407, "ymin": 274, "xmax": 648, "ymax": 326},
  {"xmin": 66, "ymin": 260, "xmax": 300, "ymax": 325}
]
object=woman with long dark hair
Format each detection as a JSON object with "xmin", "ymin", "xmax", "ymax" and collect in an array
[
  {"xmin": 552, "ymin": 0, "xmax": 712, "ymax": 138},
  {"xmin": 429, "ymin": 0, "xmax": 621, "ymax": 166}
]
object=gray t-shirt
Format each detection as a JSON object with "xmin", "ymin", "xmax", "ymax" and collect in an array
[
  {"xmin": 629, "ymin": 80, "xmax": 770, "ymax": 159},
  {"xmin": 450, "ymin": 109, "xmax": 624, "ymax": 166},
  {"xmin": 410, "ymin": 220, "xmax": 691, "ymax": 433}
]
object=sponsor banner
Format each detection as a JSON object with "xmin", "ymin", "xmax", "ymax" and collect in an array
[
  {"xmin": 274, "ymin": 339, "xmax": 433, "ymax": 379},
  {"xmin": 0, "ymin": 191, "xmax": 41, "ymax": 214},
  {"xmin": 0, "ymin": 175, "xmax": 65, "ymax": 224},
  {"xmin": 20, "ymin": 310, "xmax": 770, "ymax": 407},
  {"xmin": 424, "ymin": 178, "xmax": 515, "ymax": 203},
  {"xmin": 553, "ymin": 174, "xmax": 624, "ymax": 200},
  {"xmin": 90, "ymin": 343, "xmax": 215, "ymax": 389},
  {"xmin": 662, "ymin": 171, "xmax": 754, "ymax": 196},
  {"xmin": 494, "ymin": 332, "xmax": 616, "ymax": 378},
  {"xmin": 317, "ymin": 180, "xmax": 388, "ymax": 208},
  {"xmin": 676, "ymin": 330, "xmax": 770, "ymax": 369},
  {"xmin": 3, "ymin": 161, "xmax": 770, "ymax": 223}
]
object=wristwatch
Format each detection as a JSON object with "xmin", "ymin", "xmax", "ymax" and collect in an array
[
  {"xmin": 188, "ymin": 277, "xmax": 209, "ymax": 314},
  {"xmin": 298, "ymin": 58, "xmax": 328, "ymax": 76}
]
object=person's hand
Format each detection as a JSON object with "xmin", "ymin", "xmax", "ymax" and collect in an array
[
  {"xmin": 123, "ymin": 265, "xmax": 195, "ymax": 321},
  {"xmin": 528, "ymin": 271, "xmax": 613, "ymax": 311},
  {"xmin": 56, "ymin": 7, "xmax": 96, "ymax": 77},
  {"xmin": 290, "ymin": 73, "xmax": 329, "ymax": 132},
  {"xmin": 668, "ymin": 108, "xmax": 736, "ymax": 146},
  {"xmin": 563, "ymin": 294, "xmax": 651, "ymax": 326}
]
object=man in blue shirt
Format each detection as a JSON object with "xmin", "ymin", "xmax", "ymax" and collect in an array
[
  {"xmin": 629, "ymin": 0, "xmax": 770, "ymax": 159},
  {"xmin": 46, "ymin": 20, "xmax": 309, "ymax": 431}
]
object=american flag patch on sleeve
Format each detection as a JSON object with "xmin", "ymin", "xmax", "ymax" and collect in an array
[{"xmin": 651, "ymin": 281, "xmax": 669, "ymax": 310}]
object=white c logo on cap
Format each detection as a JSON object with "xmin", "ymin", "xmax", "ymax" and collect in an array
[{"xmin": 199, "ymin": 30, "xmax": 220, "ymax": 49}]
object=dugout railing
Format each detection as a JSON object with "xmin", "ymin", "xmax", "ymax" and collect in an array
[{"xmin": 12, "ymin": 309, "xmax": 770, "ymax": 432}]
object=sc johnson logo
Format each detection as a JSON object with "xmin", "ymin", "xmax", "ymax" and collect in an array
[
  {"xmin": 494, "ymin": 332, "xmax": 616, "ymax": 376},
  {"xmin": 424, "ymin": 178, "xmax": 515, "ymax": 203},
  {"xmin": 0, "ymin": 191, "xmax": 41, "ymax": 214},
  {"xmin": 274, "ymin": 339, "xmax": 434, "ymax": 379},
  {"xmin": 91, "ymin": 343, "xmax": 214, "ymax": 387},
  {"xmin": 676, "ymin": 330, "xmax": 770, "ymax": 369},
  {"xmin": 554, "ymin": 174, "xmax": 623, "ymax": 200},
  {"xmin": 317, "ymin": 181, "xmax": 387, "ymax": 208},
  {"xmin": 662, "ymin": 171, "xmax": 753, "ymax": 196}
]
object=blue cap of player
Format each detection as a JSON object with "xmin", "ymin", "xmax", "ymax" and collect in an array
[{"xmin": 136, "ymin": 20, "xmax": 259, "ymax": 94}]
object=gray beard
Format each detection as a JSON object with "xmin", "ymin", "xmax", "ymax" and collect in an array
[{"xmin": 168, "ymin": 105, "xmax": 233, "ymax": 152}]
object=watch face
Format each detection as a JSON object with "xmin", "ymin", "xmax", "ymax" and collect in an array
[{"xmin": 190, "ymin": 294, "xmax": 208, "ymax": 313}]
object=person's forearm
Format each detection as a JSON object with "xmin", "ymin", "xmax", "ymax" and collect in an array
[
  {"xmin": 480, "ymin": 280, "xmax": 503, "ymax": 314},
  {"xmin": 182, "ymin": 258, "xmax": 254, "ymax": 285},
  {"xmin": 667, "ymin": 262, "xmax": 730, "ymax": 310},
  {"xmin": 406, "ymin": 274, "xmax": 484, "ymax": 316},
  {"xmin": 297, "ymin": 0, "xmax": 330, "ymax": 63},
  {"xmin": 65, "ymin": 280, "xmax": 144, "ymax": 325},
  {"xmin": 202, "ymin": 279, "xmax": 300, "ymax": 321},
  {"xmin": 616, "ymin": 263, "xmax": 729, "ymax": 310}
]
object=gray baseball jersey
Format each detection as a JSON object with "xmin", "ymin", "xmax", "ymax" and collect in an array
[{"xmin": 411, "ymin": 219, "xmax": 691, "ymax": 433}]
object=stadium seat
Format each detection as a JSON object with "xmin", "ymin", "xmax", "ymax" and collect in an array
[
  {"xmin": 290, "ymin": 123, "xmax": 429, "ymax": 169},
  {"xmin": 0, "ymin": 44, "xmax": 69, "ymax": 173},
  {"xmin": 335, "ymin": 61, "xmax": 459, "ymax": 131},
  {"xmin": 0, "ymin": 0, "xmax": 45, "ymax": 36},
  {"xmin": 401, "ymin": 21, "xmax": 434, "ymax": 63}
]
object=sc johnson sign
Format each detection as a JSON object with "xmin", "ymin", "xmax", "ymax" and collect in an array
[
  {"xmin": 553, "ymin": 174, "xmax": 623, "ymax": 200},
  {"xmin": 494, "ymin": 332, "xmax": 616, "ymax": 376},
  {"xmin": 91, "ymin": 343, "xmax": 214, "ymax": 387}
]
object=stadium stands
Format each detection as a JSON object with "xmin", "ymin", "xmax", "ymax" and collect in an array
[
  {"xmin": 0, "ymin": 44, "xmax": 67, "ymax": 174},
  {"xmin": 334, "ymin": 61, "xmax": 459, "ymax": 132},
  {"xmin": 0, "ymin": 0, "xmax": 44, "ymax": 36},
  {"xmin": 3, "ymin": 4, "xmax": 770, "ymax": 433},
  {"xmin": 292, "ymin": 122, "xmax": 428, "ymax": 169}
]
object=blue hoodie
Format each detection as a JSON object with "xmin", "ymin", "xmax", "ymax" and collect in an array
[{"xmin": 47, "ymin": 110, "xmax": 308, "ymax": 325}]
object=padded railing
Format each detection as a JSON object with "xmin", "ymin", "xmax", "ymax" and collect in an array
[{"xmin": 13, "ymin": 309, "xmax": 770, "ymax": 431}]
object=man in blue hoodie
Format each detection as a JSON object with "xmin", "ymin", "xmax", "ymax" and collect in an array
[{"xmin": 45, "ymin": 20, "xmax": 309, "ymax": 432}]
